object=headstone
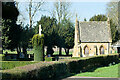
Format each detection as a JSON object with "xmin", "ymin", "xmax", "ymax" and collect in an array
[
  {"xmin": 28, "ymin": 54, "xmax": 31, "ymax": 58},
  {"xmin": 19, "ymin": 52, "xmax": 25, "ymax": 58},
  {"xmin": 5, "ymin": 51, "xmax": 8, "ymax": 55},
  {"xmin": 39, "ymin": 25, "xmax": 42, "ymax": 36},
  {"xmin": 48, "ymin": 54, "xmax": 51, "ymax": 57},
  {"xmin": 111, "ymin": 50, "xmax": 112, "ymax": 54}
]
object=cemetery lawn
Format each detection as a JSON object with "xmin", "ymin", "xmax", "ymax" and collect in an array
[
  {"xmin": 74, "ymin": 63, "xmax": 119, "ymax": 78},
  {"xmin": 3, "ymin": 50, "xmax": 34, "ymax": 54},
  {"xmin": 1, "ymin": 61, "xmax": 38, "ymax": 70},
  {"xmin": 3, "ymin": 50, "xmax": 73, "ymax": 55}
]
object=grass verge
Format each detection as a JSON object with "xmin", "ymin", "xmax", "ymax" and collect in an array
[
  {"xmin": 74, "ymin": 63, "xmax": 119, "ymax": 78},
  {"xmin": 3, "ymin": 50, "xmax": 73, "ymax": 55},
  {"xmin": 0, "ymin": 61, "xmax": 38, "ymax": 70}
]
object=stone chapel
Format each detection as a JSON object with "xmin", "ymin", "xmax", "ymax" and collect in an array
[{"xmin": 73, "ymin": 17, "xmax": 112, "ymax": 57}]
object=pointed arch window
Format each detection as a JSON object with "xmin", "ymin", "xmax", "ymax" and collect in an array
[
  {"xmin": 84, "ymin": 45, "xmax": 89, "ymax": 56},
  {"xmin": 100, "ymin": 46, "xmax": 104, "ymax": 54}
]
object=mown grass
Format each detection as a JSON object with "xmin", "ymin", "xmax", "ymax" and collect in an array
[
  {"xmin": 3, "ymin": 50, "xmax": 73, "ymax": 55},
  {"xmin": 0, "ymin": 54, "xmax": 4, "ymax": 56},
  {"xmin": 3, "ymin": 50, "xmax": 17, "ymax": 54},
  {"xmin": 0, "ymin": 61, "xmax": 38, "ymax": 70},
  {"xmin": 74, "ymin": 63, "xmax": 119, "ymax": 78}
]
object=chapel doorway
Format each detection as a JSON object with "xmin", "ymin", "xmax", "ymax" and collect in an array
[
  {"xmin": 84, "ymin": 46, "xmax": 89, "ymax": 56},
  {"xmin": 100, "ymin": 46, "xmax": 104, "ymax": 54}
]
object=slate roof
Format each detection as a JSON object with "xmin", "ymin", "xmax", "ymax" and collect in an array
[{"xmin": 79, "ymin": 21, "xmax": 112, "ymax": 42}]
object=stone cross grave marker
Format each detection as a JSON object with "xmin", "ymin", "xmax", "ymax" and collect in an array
[{"xmin": 39, "ymin": 25, "xmax": 42, "ymax": 36}]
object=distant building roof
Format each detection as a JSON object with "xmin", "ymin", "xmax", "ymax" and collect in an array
[{"xmin": 79, "ymin": 21, "xmax": 112, "ymax": 42}]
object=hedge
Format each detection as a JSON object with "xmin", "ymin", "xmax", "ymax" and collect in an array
[
  {"xmin": 1, "ymin": 54, "xmax": 119, "ymax": 80},
  {"xmin": 32, "ymin": 34, "xmax": 44, "ymax": 61},
  {"xmin": 45, "ymin": 57, "xmax": 56, "ymax": 61},
  {"xmin": 0, "ymin": 54, "xmax": 5, "ymax": 61}
]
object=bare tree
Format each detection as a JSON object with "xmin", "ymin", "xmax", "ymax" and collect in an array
[
  {"xmin": 27, "ymin": 0, "xmax": 44, "ymax": 29},
  {"xmin": 15, "ymin": 2, "xmax": 26, "ymax": 26},
  {"xmin": 14, "ymin": 1, "xmax": 44, "ymax": 57},
  {"xmin": 106, "ymin": 1, "xmax": 120, "ymax": 34},
  {"xmin": 53, "ymin": 0, "xmax": 72, "ymax": 23},
  {"xmin": 106, "ymin": 1, "xmax": 118, "ymax": 26},
  {"xmin": 16, "ymin": 0, "xmax": 44, "ymax": 29},
  {"xmin": 53, "ymin": 0, "xmax": 73, "ymax": 55}
]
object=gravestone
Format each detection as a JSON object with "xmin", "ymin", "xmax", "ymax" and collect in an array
[{"xmin": 19, "ymin": 52, "xmax": 25, "ymax": 58}]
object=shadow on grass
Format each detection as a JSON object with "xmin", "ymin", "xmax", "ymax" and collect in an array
[{"xmin": 55, "ymin": 62, "xmax": 120, "ymax": 80}]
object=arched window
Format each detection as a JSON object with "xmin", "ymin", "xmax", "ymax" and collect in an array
[
  {"xmin": 80, "ymin": 47, "xmax": 82, "ymax": 57},
  {"xmin": 100, "ymin": 46, "xmax": 104, "ymax": 54},
  {"xmin": 94, "ymin": 46, "xmax": 98, "ymax": 55},
  {"xmin": 84, "ymin": 45, "xmax": 89, "ymax": 56}
]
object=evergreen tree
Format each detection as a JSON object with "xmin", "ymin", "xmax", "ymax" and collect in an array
[
  {"xmin": 84, "ymin": 18, "xmax": 87, "ymax": 21},
  {"xmin": 89, "ymin": 14, "xmax": 107, "ymax": 21},
  {"xmin": 59, "ymin": 19, "xmax": 74, "ymax": 55},
  {"xmin": 2, "ymin": 2, "xmax": 20, "ymax": 51},
  {"xmin": 34, "ymin": 16, "xmax": 57, "ymax": 55}
]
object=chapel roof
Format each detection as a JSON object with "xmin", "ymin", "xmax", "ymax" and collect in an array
[{"xmin": 79, "ymin": 21, "xmax": 112, "ymax": 42}]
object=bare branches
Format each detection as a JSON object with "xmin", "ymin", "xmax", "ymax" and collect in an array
[
  {"xmin": 106, "ymin": 2, "xmax": 118, "ymax": 26},
  {"xmin": 53, "ymin": 0, "xmax": 72, "ymax": 23},
  {"xmin": 28, "ymin": 0, "xmax": 44, "ymax": 29},
  {"xmin": 31, "ymin": 2, "xmax": 44, "ymax": 19},
  {"xmin": 16, "ymin": 0, "xmax": 44, "ymax": 29}
]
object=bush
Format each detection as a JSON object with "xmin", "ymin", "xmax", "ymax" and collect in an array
[
  {"xmin": 33, "ymin": 46, "xmax": 44, "ymax": 61},
  {"xmin": 32, "ymin": 34, "xmax": 44, "ymax": 61},
  {"xmin": 0, "ymin": 54, "xmax": 6, "ymax": 61},
  {"xmin": 1, "ymin": 54, "xmax": 119, "ymax": 80},
  {"xmin": 45, "ymin": 57, "xmax": 52, "ymax": 61},
  {"xmin": 32, "ymin": 34, "xmax": 44, "ymax": 47},
  {"xmin": 45, "ymin": 57, "xmax": 56, "ymax": 61}
]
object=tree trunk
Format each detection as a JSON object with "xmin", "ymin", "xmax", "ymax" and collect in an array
[
  {"xmin": 65, "ymin": 48, "xmax": 69, "ymax": 56},
  {"xmin": 17, "ymin": 47, "xmax": 21, "ymax": 58},
  {"xmin": 29, "ymin": 0, "xmax": 32, "ymax": 29},
  {"xmin": 59, "ymin": 47, "xmax": 62, "ymax": 55},
  {"xmin": 17, "ymin": 48, "xmax": 19, "ymax": 58},
  {"xmin": 46, "ymin": 46, "xmax": 54, "ymax": 56},
  {"xmin": 23, "ymin": 46, "xmax": 27, "ymax": 58}
]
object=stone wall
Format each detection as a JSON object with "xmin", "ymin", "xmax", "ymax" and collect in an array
[{"xmin": 73, "ymin": 42, "xmax": 112, "ymax": 57}]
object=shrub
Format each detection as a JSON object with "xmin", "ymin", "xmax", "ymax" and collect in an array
[
  {"xmin": 45, "ymin": 57, "xmax": 56, "ymax": 61},
  {"xmin": 33, "ymin": 46, "xmax": 44, "ymax": 61},
  {"xmin": 1, "ymin": 54, "xmax": 119, "ymax": 80},
  {"xmin": 45, "ymin": 57, "xmax": 52, "ymax": 61},
  {"xmin": 0, "ymin": 54, "xmax": 6, "ymax": 61},
  {"xmin": 32, "ymin": 34, "xmax": 44, "ymax": 61}
]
